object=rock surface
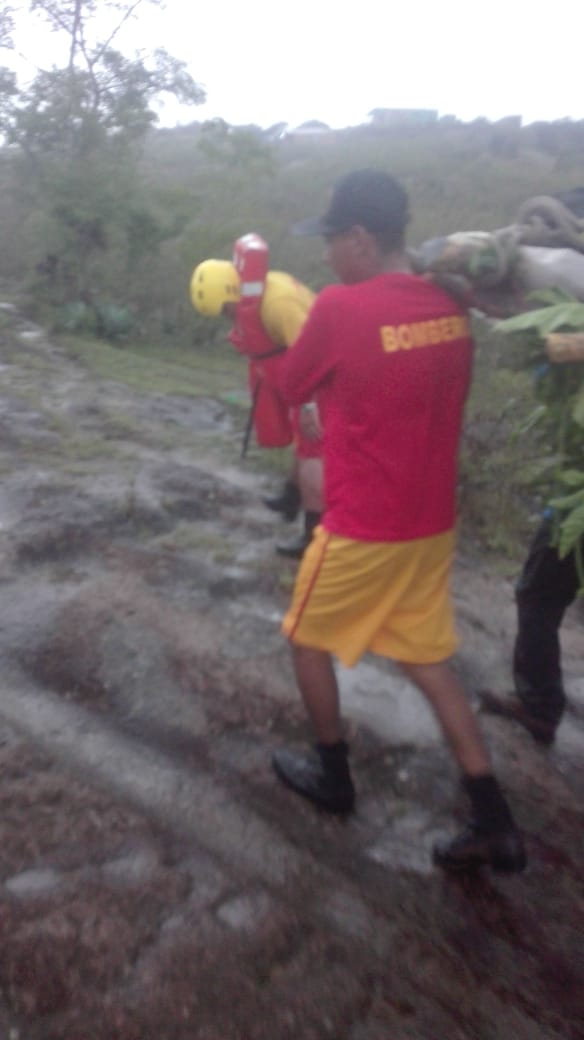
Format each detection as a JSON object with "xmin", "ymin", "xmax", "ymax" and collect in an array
[{"xmin": 0, "ymin": 299, "xmax": 583, "ymax": 1039}]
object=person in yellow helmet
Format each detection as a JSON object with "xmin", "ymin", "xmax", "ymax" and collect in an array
[
  {"xmin": 190, "ymin": 245, "xmax": 323, "ymax": 558},
  {"xmin": 189, "ymin": 259, "xmax": 240, "ymax": 318}
]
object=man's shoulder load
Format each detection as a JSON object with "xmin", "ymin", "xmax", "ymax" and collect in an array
[{"xmin": 410, "ymin": 191, "xmax": 584, "ymax": 315}]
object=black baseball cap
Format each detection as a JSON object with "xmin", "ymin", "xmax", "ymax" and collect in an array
[{"xmin": 292, "ymin": 168, "xmax": 409, "ymax": 237}]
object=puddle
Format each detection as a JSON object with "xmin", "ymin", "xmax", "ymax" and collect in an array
[
  {"xmin": 365, "ymin": 808, "xmax": 446, "ymax": 874},
  {"xmin": 339, "ymin": 660, "xmax": 441, "ymax": 745}
]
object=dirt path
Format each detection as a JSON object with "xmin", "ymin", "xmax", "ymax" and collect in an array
[{"xmin": 0, "ymin": 301, "xmax": 583, "ymax": 1039}]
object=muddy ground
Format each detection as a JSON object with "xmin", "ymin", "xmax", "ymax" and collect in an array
[{"xmin": 0, "ymin": 296, "xmax": 583, "ymax": 1040}]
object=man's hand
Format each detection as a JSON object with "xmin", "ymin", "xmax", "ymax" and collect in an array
[{"xmin": 299, "ymin": 402, "xmax": 322, "ymax": 441}]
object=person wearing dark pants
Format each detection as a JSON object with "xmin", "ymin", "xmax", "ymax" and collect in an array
[{"xmin": 481, "ymin": 516, "xmax": 581, "ymax": 744}]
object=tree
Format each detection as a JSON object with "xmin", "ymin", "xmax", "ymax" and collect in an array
[
  {"xmin": 6, "ymin": 1, "xmax": 204, "ymax": 156},
  {"xmin": 0, "ymin": 6, "xmax": 14, "ymax": 50},
  {"xmin": 0, "ymin": 5, "xmax": 17, "ymax": 112},
  {"xmin": 3, "ymin": 1, "xmax": 205, "ymax": 316},
  {"xmin": 198, "ymin": 118, "xmax": 275, "ymax": 177}
]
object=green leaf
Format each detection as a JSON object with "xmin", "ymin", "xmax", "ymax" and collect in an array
[
  {"xmin": 559, "ymin": 469, "xmax": 584, "ymax": 488},
  {"xmin": 515, "ymin": 404, "xmax": 546, "ymax": 435},
  {"xmin": 557, "ymin": 502, "xmax": 584, "ymax": 558},
  {"xmin": 527, "ymin": 288, "xmax": 575, "ymax": 307},
  {"xmin": 498, "ymin": 302, "xmax": 584, "ymax": 337},
  {"xmin": 497, "ymin": 310, "xmax": 547, "ymax": 335},
  {"xmin": 549, "ymin": 488, "xmax": 584, "ymax": 512}
]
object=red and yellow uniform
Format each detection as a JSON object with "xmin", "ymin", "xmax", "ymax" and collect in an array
[
  {"xmin": 230, "ymin": 271, "xmax": 322, "ymax": 457},
  {"xmin": 280, "ymin": 272, "xmax": 473, "ymax": 665}
]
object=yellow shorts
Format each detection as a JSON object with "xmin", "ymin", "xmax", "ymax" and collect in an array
[{"xmin": 281, "ymin": 527, "xmax": 458, "ymax": 667}]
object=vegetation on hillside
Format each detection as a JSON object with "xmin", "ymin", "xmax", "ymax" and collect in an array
[{"xmin": 496, "ymin": 298, "xmax": 584, "ymax": 587}]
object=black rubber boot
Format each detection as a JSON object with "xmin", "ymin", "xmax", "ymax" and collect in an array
[
  {"xmin": 276, "ymin": 511, "xmax": 321, "ymax": 559},
  {"xmin": 432, "ymin": 822, "xmax": 527, "ymax": 873},
  {"xmin": 272, "ymin": 741, "xmax": 355, "ymax": 814},
  {"xmin": 433, "ymin": 774, "xmax": 526, "ymax": 873},
  {"xmin": 263, "ymin": 480, "xmax": 301, "ymax": 522}
]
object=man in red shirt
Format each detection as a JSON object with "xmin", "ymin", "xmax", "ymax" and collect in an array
[{"xmin": 272, "ymin": 169, "xmax": 526, "ymax": 874}]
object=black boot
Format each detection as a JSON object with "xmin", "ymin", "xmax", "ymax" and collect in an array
[
  {"xmin": 478, "ymin": 690, "xmax": 557, "ymax": 745},
  {"xmin": 272, "ymin": 741, "xmax": 355, "ymax": 814},
  {"xmin": 276, "ymin": 511, "xmax": 321, "ymax": 559},
  {"xmin": 433, "ymin": 822, "xmax": 527, "ymax": 873},
  {"xmin": 433, "ymin": 774, "xmax": 526, "ymax": 873},
  {"xmin": 263, "ymin": 480, "xmax": 301, "ymax": 522}
]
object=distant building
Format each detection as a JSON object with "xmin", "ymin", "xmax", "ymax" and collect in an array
[
  {"xmin": 286, "ymin": 120, "xmax": 332, "ymax": 137},
  {"xmin": 368, "ymin": 108, "xmax": 438, "ymax": 127},
  {"xmin": 264, "ymin": 122, "xmax": 289, "ymax": 141}
]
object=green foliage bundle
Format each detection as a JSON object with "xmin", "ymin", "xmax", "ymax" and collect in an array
[{"xmin": 498, "ymin": 293, "xmax": 584, "ymax": 590}]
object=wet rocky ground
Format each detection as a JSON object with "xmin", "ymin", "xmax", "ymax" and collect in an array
[{"xmin": 0, "ymin": 298, "xmax": 583, "ymax": 1039}]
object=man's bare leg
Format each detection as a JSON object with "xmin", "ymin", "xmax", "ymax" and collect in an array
[
  {"xmin": 292, "ymin": 644, "xmax": 343, "ymax": 744},
  {"xmin": 399, "ymin": 660, "xmax": 490, "ymax": 776},
  {"xmin": 399, "ymin": 659, "xmax": 526, "ymax": 872},
  {"xmin": 271, "ymin": 643, "xmax": 354, "ymax": 813}
]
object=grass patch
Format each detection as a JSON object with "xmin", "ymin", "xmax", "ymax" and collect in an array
[
  {"xmin": 56, "ymin": 333, "xmax": 247, "ymax": 399},
  {"xmin": 44, "ymin": 410, "xmax": 75, "ymax": 436},
  {"xmin": 239, "ymin": 444, "xmax": 293, "ymax": 479},
  {"xmin": 98, "ymin": 410, "xmax": 148, "ymax": 442},
  {"xmin": 39, "ymin": 433, "xmax": 122, "ymax": 464},
  {"xmin": 156, "ymin": 524, "xmax": 235, "ymax": 563},
  {"xmin": 10, "ymin": 347, "xmax": 54, "ymax": 373}
]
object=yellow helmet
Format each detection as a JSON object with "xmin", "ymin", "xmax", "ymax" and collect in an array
[{"xmin": 189, "ymin": 259, "xmax": 240, "ymax": 317}]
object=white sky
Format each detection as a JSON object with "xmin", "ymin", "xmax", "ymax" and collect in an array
[{"xmin": 6, "ymin": 0, "xmax": 584, "ymax": 129}]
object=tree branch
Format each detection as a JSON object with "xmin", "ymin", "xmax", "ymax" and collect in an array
[
  {"xmin": 68, "ymin": 0, "xmax": 83, "ymax": 70},
  {"xmin": 94, "ymin": 0, "xmax": 148, "ymax": 64}
]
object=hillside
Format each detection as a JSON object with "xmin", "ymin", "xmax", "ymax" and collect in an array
[{"xmin": 3, "ymin": 115, "xmax": 584, "ymax": 341}]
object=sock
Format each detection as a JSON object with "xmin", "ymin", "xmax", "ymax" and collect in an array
[{"xmin": 463, "ymin": 774, "xmax": 515, "ymax": 834}]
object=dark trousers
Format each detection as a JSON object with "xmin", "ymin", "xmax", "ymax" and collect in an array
[{"xmin": 513, "ymin": 518, "xmax": 580, "ymax": 725}]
